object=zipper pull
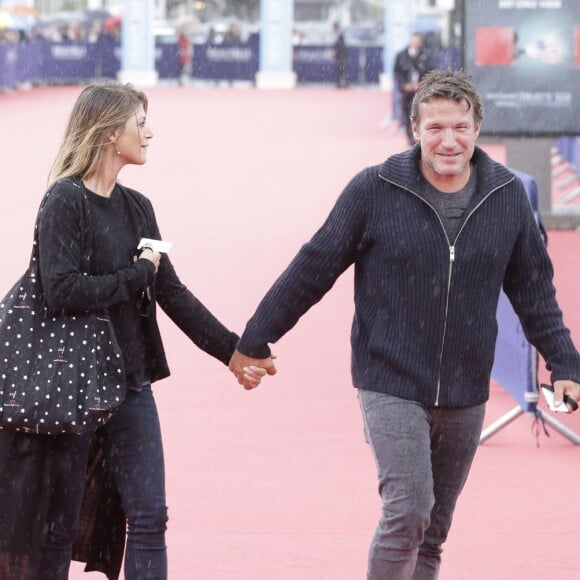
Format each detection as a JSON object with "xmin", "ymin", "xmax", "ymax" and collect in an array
[{"xmin": 449, "ymin": 246, "xmax": 455, "ymax": 262}]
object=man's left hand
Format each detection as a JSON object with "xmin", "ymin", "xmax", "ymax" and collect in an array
[{"xmin": 553, "ymin": 379, "xmax": 580, "ymax": 413}]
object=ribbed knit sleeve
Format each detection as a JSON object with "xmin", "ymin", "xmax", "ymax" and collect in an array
[
  {"xmin": 156, "ymin": 254, "xmax": 239, "ymax": 366},
  {"xmin": 132, "ymin": 193, "xmax": 239, "ymax": 366},
  {"xmin": 503, "ymin": 192, "xmax": 580, "ymax": 383},
  {"xmin": 237, "ymin": 169, "xmax": 371, "ymax": 358}
]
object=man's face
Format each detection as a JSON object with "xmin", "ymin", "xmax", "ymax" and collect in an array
[{"xmin": 412, "ymin": 97, "xmax": 481, "ymax": 192}]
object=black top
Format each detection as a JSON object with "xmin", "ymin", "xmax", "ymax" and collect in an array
[{"xmin": 82, "ymin": 183, "xmax": 152, "ymax": 383}]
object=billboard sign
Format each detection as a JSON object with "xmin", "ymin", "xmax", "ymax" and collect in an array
[{"xmin": 464, "ymin": 0, "xmax": 580, "ymax": 135}]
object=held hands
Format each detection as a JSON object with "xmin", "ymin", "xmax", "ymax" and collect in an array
[
  {"xmin": 229, "ymin": 349, "xmax": 277, "ymax": 390},
  {"xmin": 553, "ymin": 379, "xmax": 580, "ymax": 413}
]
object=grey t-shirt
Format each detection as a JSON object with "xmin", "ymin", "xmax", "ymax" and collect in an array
[{"xmin": 417, "ymin": 164, "xmax": 476, "ymax": 244}]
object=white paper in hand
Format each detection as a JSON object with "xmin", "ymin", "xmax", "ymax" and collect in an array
[
  {"xmin": 138, "ymin": 238, "xmax": 172, "ymax": 254},
  {"xmin": 541, "ymin": 385, "xmax": 569, "ymax": 413}
]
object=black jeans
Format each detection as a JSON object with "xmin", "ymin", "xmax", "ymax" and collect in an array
[{"xmin": 39, "ymin": 385, "xmax": 168, "ymax": 580}]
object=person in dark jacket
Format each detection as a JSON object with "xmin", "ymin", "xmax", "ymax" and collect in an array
[
  {"xmin": 229, "ymin": 69, "xmax": 580, "ymax": 579},
  {"xmin": 394, "ymin": 33, "xmax": 431, "ymax": 145},
  {"xmin": 0, "ymin": 81, "xmax": 267, "ymax": 580},
  {"xmin": 333, "ymin": 21, "xmax": 348, "ymax": 88}
]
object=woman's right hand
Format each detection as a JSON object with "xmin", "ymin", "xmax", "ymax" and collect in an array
[{"xmin": 138, "ymin": 247, "xmax": 161, "ymax": 273}]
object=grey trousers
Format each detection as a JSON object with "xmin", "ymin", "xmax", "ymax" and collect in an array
[{"xmin": 358, "ymin": 389, "xmax": 485, "ymax": 580}]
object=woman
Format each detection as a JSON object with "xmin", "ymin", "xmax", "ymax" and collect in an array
[{"xmin": 0, "ymin": 81, "xmax": 267, "ymax": 580}]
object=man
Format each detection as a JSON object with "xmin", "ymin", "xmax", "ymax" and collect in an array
[
  {"xmin": 230, "ymin": 70, "xmax": 580, "ymax": 579},
  {"xmin": 394, "ymin": 33, "xmax": 431, "ymax": 145},
  {"xmin": 177, "ymin": 28, "xmax": 191, "ymax": 86},
  {"xmin": 333, "ymin": 21, "xmax": 348, "ymax": 89}
]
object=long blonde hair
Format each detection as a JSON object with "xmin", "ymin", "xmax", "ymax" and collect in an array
[{"xmin": 49, "ymin": 81, "xmax": 148, "ymax": 185}]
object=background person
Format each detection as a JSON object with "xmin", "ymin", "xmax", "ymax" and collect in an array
[
  {"xmin": 394, "ymin": 33, "xmax": 431, "ymax": 146},
  {"xmin": 0, "ymin": 81, "xmax": 266, "ymax": 580},
  {"xmin": 177, "ymin": 28, "xmax": 191, "ymax": 86},
  {"xmin": 229, "ymin": 69, "xmax": 580, "ymax": 579},
  {"xmin": 333, "ymin": 21, "xmax": 348, "ymax": 89}
]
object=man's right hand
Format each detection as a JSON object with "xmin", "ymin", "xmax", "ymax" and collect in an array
[{"xmin": 229, "ymin": 349, "xmax": 277, "ymax": 390}]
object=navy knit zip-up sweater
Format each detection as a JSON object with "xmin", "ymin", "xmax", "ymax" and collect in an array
[{"xmin": 237, "ymin": 146, "xmax": 580, "ymax": 408}]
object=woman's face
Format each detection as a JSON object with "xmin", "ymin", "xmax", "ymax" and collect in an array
[{"xmin": 114, "ymin": 104, "xmax": 153, "ymax": 165}]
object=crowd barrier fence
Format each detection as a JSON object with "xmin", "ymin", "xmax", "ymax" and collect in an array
[
  {"xmin": 0, "ymin": 38, "xmax": 181, "ymax": 87},
  {"xmin": 484, "ymin": 168, "xmax": 579, "ymax": 444},
  {"xmin": 0, "ymin": 38, "xmax": 384, "ymax": 89}
]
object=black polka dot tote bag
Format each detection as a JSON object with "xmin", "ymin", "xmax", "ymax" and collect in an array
[{"xmin": 0, "ymin": 189, "xmax": 125, "ymax": 435}]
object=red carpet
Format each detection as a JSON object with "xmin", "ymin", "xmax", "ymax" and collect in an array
[{"xmin": 1, "ymin": 86, "xmax": 578, "ymax": 579}]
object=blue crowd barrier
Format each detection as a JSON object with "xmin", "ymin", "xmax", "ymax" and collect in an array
[
  {"xmin": 293, "ymin": 45, "xmax": 338, "ymax": 84},
  {"xmin": 293, "ymin": 45, "xmax": 355, "ymax": 84},
  {"xmin": 95, "ymin": 38, "xmax": 119, "ymax": 79},
  {"xmin": 293, "ymin": 45, "xmax": 382, "ymax": 85},
  {"xmin": 156, "ymin": 43, "xmax": 181, "ymax": 79},
  {"xmin": 1, "ymin": 39, "xmax": 385, "ymax": 89},
  {"xmin": 486, "ymin": 168, "xmax": 579, "ymax": 443},
  {"xmin": 493, "ymin": 294, "xmax": 536, "ymax": 412},
  {"xmin": 0, "ymin": 39, "xmax": 186, "ymax": 87},
  {"xmin": 192, "ymin": 38, "xmax": 259, "ymax": 81},
  {"xmin": 39, "ymin": 39, "xmax": 98, "ymax": 83},
  {"xmin": 0, "ymin": 44, "xmax": 18, "ymax": 89},
  {"xmin": 491, "ymin": 168, "xmax": 545, "ymax": 412},
  {"xmin": 363, "ymin": 46, "xmax": 382, "ymax": 84},
  {"xmin": 437, "ymin": 45, "xmax": 461, "ymax": 70},
  {"xmin": 17, "ymin": 42, "xmax": 41, "ymax": 84}
]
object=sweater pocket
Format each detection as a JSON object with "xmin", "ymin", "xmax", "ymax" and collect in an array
[
  {"xmin": 367, "ymin": 307, "xmax": 433, "ymax": 381},
  {"xmin": 368, "ymin": 309, "xmax": 389, "ymax": 359}
]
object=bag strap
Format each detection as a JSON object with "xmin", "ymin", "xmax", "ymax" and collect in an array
[{"xmin": 31, "ymin": 178, "xmax": 93, "ymax": 279}]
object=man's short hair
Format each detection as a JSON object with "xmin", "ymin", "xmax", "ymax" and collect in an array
[{"xmin": 410, "ymin": 69, "xmax": 484, "ymax": 125}]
